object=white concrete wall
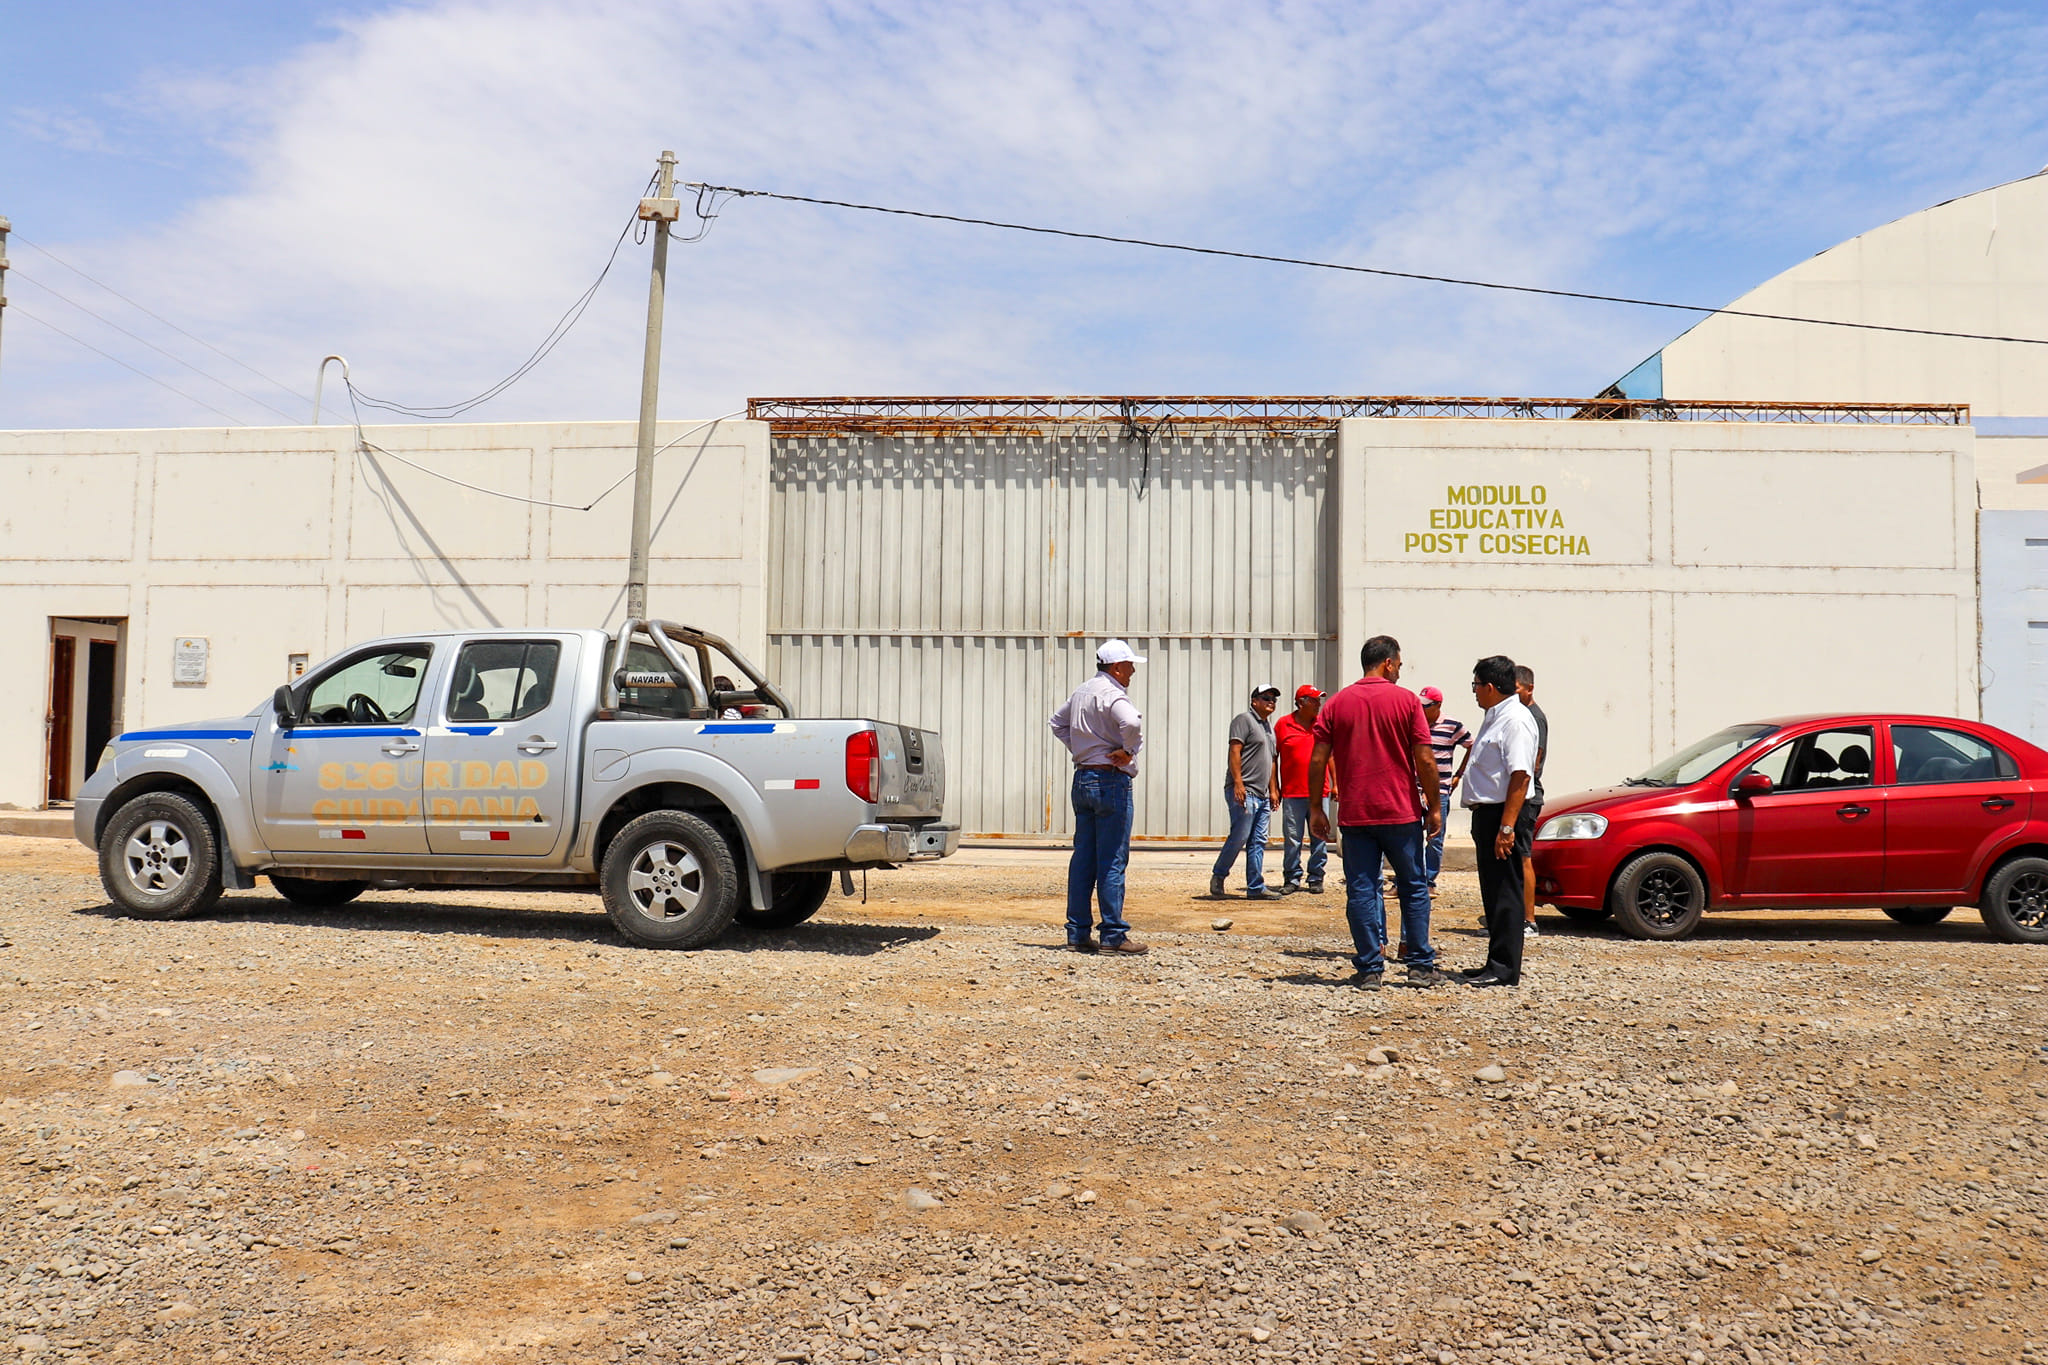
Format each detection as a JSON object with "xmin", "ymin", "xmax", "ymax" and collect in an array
[
  {"xmin": 1979, "ymin": 434, "xmax": 2048, "ymax": 511},
  {"xmin": 1655, "ymin": 171, "xmax": 2048, "ymax": 418},
  {"xmin": 1336, "ymin": 418, "xmax": 1979, "ymax": 813},
  {"xmin": 0, "ymin": 418, "xmax": 769, "ymax": 809}
]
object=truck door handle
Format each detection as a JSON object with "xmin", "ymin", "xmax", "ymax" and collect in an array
[
  {"xmin": 382, "ymin": 740, "xmax": 421, "ymax": 756},
  {"xmin": 1982, "ymin": 796, "xmax": 2016, "ymax": 811},
  {"xmin": 518, "ymin": 737, "xmax": 559, "ymax": 753},
  {"xmin": 1836, "ymin": 804, "xmax": 1870, "ymax": 818}
]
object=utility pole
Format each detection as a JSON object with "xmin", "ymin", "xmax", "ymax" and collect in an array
[
  {"xmin": 626, "ymin": 152, "xmax": 681, "ymax": 622},
  {"xmin": 0, "ymin": 216, "xmax": 11, "ymax": 401}
]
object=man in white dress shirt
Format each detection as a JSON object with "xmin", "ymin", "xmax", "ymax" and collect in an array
[
  {"xmin": 1048, "ymin": 640, "xmax": 1150, "ymax": 955},
  {"xmin": 1458, "ymin": 654, "xmax": 1540, "ymax": 987}
]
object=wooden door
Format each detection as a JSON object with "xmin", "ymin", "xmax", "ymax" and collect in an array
[{"xmin": 46, "ymin": 636, "xmax": 75, "ymax": 804}]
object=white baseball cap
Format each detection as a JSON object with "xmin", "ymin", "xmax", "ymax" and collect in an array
[
  {"xmin": 1096, "ymin": 639, "xmax": 1147, "ymax": 666},
  {"xmin": 1251, "ymin": 682, "xmax": 1281, "ymax": 698}
]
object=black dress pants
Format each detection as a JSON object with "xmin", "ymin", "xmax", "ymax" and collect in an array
[{"xmin": 1468, "ymin": 802, "xmax": 1526, "ymax": 984}]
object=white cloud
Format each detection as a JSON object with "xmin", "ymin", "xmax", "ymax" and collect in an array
[{"xmin": 7, "ymin": 0, "xmax": 2048, "ymax": 429}]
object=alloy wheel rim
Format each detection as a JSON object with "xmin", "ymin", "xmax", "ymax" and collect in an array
[
  {"xmin": 1637, "ymin": 867, "xmax": 1694, "ymax": 927},
  {"xmin": 123, "ymin": 819, "xmax": 191, "ymax": 895},
  {"xmin": 626, "ymin": 841, "xmax": 704, "ymax": 921},
  {"xmin": 2005, "ymin": 871, "xmax": 2048, "ymax": 929}
]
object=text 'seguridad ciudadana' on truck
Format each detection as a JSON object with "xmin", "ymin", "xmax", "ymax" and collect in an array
[{"xmin": 75, "ymin": 620, "xmax": 959, "ymax": 947}]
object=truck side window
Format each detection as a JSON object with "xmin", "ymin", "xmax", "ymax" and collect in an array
[
  {"xmin": 303, "ymin": 645, "xmax": 432, "ymax": 725},
  {"xmin": 448, "ymin": 640, "xmax": 560, "ymax": 723},
  {"xmin": 615, "ymin": 642, "xmax": 698, "ymax": 719}
]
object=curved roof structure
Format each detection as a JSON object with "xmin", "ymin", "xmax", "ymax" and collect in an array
[{"xmin": 1619, "ymin": 171, "xmax": 2048, "ymax": 418}]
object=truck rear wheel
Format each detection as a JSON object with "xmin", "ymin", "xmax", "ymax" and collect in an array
[
  {"xmin": 269, "ymin": 875, "xmax": 369, "ymax": 908},
  {"xmin": 734, "ymin": 870, "xmax": 834, "ymax": 932},
  {"xmin": 601, "ymin": 810, "xmax": 740, "ymax": 948},
  {"xmin": 99, "ymin": 792, "xmax": 224, "ymax": 921}
]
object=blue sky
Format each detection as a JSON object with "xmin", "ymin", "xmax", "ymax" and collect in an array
[{"xmin": 4, "ymin": 0, "xmax": 2047, "ymax": 429}]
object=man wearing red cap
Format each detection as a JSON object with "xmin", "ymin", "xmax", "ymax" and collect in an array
[
  {"xmin": 1275, "ymin": 684, "xmax": 1333, "ymax": 894},
  {"xmin": 1419, "ymin": 686, "xmax": 1473, "ymax": 895}
]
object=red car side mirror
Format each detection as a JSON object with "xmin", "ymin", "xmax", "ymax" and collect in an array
[{"xmin": 1734, "ymin": 772, "xmax": 1773, "ymax": 797}]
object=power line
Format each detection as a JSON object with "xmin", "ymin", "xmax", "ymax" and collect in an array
[
  {"xmin": 11, "ymin": 267, "xmax": 304, "ymax": 424},
  {"xmin": 691, "ymin": 181, "xmax": 2048, "ymax": 349},
  {"xmin": 347, "ymin": 174, "xmax": 659, "ymax": 421},
  {"xmin": 348, "ymin": 408, "xmax": 748, "ymax": 510},
  {"xmin": 13, "ymin": 233, "xmax": 314, "ymax": 406},
  {"xmin": 12, "ymin": 305, "xmax": 247, "ymax": 425}
]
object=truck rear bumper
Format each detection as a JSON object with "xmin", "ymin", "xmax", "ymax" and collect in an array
[{"xmin": 845, "ymin": 823, "xmax": 960, "ymax": 864}]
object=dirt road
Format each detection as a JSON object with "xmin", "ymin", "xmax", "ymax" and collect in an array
[{"xmin": 2, "ymin": 836, "xmax": 2044, "ymax": 1364}]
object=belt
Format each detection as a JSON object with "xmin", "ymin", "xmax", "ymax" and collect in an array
[{"xmin": 1076, "ymin": 763, "xmax": 1123, "ymax": 772}]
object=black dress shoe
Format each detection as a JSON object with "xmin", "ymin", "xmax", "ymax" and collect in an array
[{"xmin": 1465, "ymin": 973, "xmax": 1517, "ymax": 988}]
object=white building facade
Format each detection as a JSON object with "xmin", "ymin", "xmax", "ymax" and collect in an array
[{"xmin": 0, "ymin": 399, "xmax": 1977, "ymax": 837}]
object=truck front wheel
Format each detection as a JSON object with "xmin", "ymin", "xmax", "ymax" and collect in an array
[
  {"xmin": 734, "ymin": 870, "xmax": 834, "ymax": 932},
  {"xmin": 99, "ymin": 792, "xmax": 225, "ymax": 921},
  {"xmin": 601, "ymin": 811, "xmax": 740, "ymax": 948}
]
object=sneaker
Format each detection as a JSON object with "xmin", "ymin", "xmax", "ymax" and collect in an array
[
  {"xmin": 1349, "ymin": 970, "xmax": 1384, "ymax": 991},
  {"xmin": 1405, "ymin": 966, "xmax": 1457, "ymax": 988},
  {"xmin": 1523, "ymin": 920, "xmax": 1540, "ymax": 937},
  {"xmin": 1208, "ymin": 875, "xmax": 1227, "ymax": 898}
]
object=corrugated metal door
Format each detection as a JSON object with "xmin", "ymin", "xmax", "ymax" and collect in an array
[{"xmin": 767, "ymin": 431, "xmax": 1335, "ymax": 836}]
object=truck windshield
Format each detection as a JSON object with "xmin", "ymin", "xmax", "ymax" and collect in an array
[{"xmin": 1628, "ymin": 723, "xmax": 1779, "ymax": 787}]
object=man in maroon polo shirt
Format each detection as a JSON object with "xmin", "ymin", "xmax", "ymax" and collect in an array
[{"xmin": 1308, "ymin": 635, "xmax": 1448, "ymax": 989}]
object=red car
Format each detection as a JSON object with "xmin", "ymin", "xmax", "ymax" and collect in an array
[{"xmin": 1532, "ymin": 713, "xmax": 2048, "ymax": 944}]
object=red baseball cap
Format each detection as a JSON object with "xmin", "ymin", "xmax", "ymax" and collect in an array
[
  {"xmin": 1419, "ymin": 686, "xmax": 1444, "ymax": 703},
  {"xmin": 1294, "ymin": 684, "xmax": 1324, "ymax": 701}
]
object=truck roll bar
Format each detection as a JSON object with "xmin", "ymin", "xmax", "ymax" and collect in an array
[{"xmin": 604, "ymin": 619, "xmax": 798, "ymax": 720}]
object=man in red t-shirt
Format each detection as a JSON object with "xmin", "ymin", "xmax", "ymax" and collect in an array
[
  {"xmin": 1274, "ymin": 685, "xmax": 1336, "ymax": 894},
  {"xmin": 1308, "ymin": 635, "xmax": 1447, "ymax": 988}
]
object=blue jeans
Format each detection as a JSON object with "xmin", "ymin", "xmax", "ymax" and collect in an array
[
  {"xmin": 1424, "ymin": 788, "xmax": 1452, "ymax": 887},
  {"xmin": 1067, "ymin": 769, "xmax": 1135, "ymax": 945},
  {"xmin": 1339, "ymin": 821, "xmax": 1434, "ymax": 973},
  {"xmin": 1280, "ymin": 796, "xmax": 1329, "ymax": 887},
  {"xmin": 1210, "ymin": 790, "xmax": 1272, "ymax": 892}
]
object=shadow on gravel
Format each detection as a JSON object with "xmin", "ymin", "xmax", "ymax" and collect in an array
[
  {"xmin": 73, "ymin": 899, "xmax": 943, "ymax": 956},
  {"xmin": 1532, "ymin": 911, "xmax": 2004, "ymax": 945}
]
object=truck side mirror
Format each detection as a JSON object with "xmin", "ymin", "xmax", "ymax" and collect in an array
[
  {"xmin": 1734, "ymin": 772, "xmax": 1772, "ymax": 797},
  {"xmin": 273, "ymin": 685, "xmax": 299, "ymax": 730}
]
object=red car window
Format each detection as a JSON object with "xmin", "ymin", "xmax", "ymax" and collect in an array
[
  {"xmin": 1741, "ymin": 728, "xmax": 1876, "ymax": 792},
  {"xmin": 1891, "ymin": 725, "xmax": 2018, "ymax": 784}
]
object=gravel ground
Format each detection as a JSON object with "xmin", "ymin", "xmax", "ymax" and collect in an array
[{"xmin": 2, "ymin": 834, "xmax": 2046, "ymax": 1365}]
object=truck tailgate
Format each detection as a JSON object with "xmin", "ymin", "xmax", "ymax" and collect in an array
[{"xmin": 873, "ymin": 722, "xmax": 945, "ymax": 819}]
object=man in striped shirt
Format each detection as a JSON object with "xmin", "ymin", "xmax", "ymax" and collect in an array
[{"xmin": 1420, "ymin": 686, "xmax": 1472, "ymax": 894}]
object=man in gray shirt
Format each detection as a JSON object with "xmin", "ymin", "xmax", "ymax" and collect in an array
[{"xmin": 1209, "ymin": 685, "xmax": 1283, "ymax": 899}]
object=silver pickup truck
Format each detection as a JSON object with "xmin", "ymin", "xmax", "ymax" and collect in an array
[{"xmin": 74, "ymin": 620, "xmax": 957, "ymax": 948}]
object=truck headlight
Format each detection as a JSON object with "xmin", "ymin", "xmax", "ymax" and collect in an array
[{"xmin": 1536, "ymin": 812, "xmax": 1606, "ymax": 841}]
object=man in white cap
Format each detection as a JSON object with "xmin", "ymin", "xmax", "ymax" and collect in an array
[
  {"xmin": 1048, "ymin": 640, "xmax": 1150, "ymax": 955},
  {"xmin": 1209, "ymin": 683, "xmax": 1283, "ymax": 899}
]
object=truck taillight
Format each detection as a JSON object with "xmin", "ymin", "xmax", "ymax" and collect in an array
[{"xmin": 845, "ymin": 729, "xmax": 880, "ymax": 803}]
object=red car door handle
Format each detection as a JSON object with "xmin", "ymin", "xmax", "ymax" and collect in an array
[
  {"xmin": 1983, "ymin": 797, "xmax": 2016, "ymax": 811},
  {"xmin": 1837, "ymin": 804, "xmax": 1870, "ymax": 818}
]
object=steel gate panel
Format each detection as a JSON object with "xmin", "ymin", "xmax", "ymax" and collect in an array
[{"xmin": 768, "ymin": 431, "xmax": 1335, "ymax": 837}]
